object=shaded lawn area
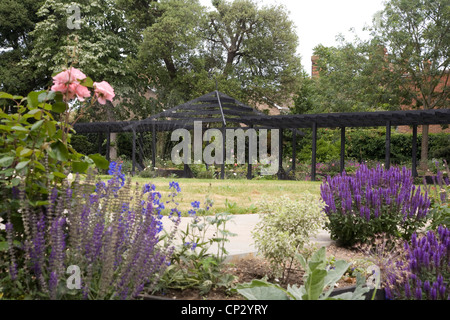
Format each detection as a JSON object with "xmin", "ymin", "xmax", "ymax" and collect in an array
[{"xmin": 101, "ymin": 176, "xmax": 322, "ymax": 215}]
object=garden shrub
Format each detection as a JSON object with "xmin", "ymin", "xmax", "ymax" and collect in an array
[
  {"xmin": 0, "ymin": 68, "xmax": 111, "ymax": 235},
  {"xmin": 346, "ymin": 128, "xmax": 450, "ymax": 164},
  {"xmin": 251, "ymin": 194, "xmax": 327, "ymax": 282},
  {"xmin": 321, "ymin": 165, "xmax": 431, "ymax": 246},
  {"xmin": 384, "ymin": 226, "xmax": 449, "ymax": 300},
  {"xmin": 0, "ymin": 162, "xmax": 179, "ymax": 300},
  {"xmin": 424, "ymin": 161, "xmax": 450, "ymax": 230},
  {"xmin": 157, "ymin": 199, "xmax": 237, "ymax": 295}
]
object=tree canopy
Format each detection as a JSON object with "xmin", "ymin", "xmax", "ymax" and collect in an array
[{"xmin": 137, "ymin": 0, "xmax": 302, "ymax": 109}]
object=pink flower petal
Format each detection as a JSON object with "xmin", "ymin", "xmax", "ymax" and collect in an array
[
  {"xmin": 93, "ymin": 81, "xmax": 115, "ymax": 104},
  {"xmin": 74, "ymin": 84, "xmax": 91, "ymax": 101}
]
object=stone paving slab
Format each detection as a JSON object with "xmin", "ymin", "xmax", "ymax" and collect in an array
[{"xmin": 162, "ymin": 214, "xmax": 335, "ymax": 262}]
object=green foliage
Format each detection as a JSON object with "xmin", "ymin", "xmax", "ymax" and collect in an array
[
  {"xmin": 372, "ymin": 0, "xmax": 449, "ymax": 111},
  {"xmin": 297, "ymin": 128, "xmax": 341, "ymax": 163},
  {"xmin": 346, "ymin": 128, "xmax": 450, "ymax": 164},
  {"xmin": 0, "ymin": 90, "xmax": 107, "ymax": 232},
  {"xmin": 300, "ymin": 36, "xmax": 401, "ymax": 114},
  {"xmin": 0, "ymin": 0, "xmax": 47, "ymax": 96},
  {"xmin": 251, "ymin": 194, "xmax": 327, "ymax": 282},
  {"xmin": 156, "ymin": 199, "xmax": 237, "ymax": 295},
  {"xmin": 427, "ymin": 204, "xmax": 450, "ymax": 231},
  {"xmin": 235, "ymin": 246, "xmax": 370, "ymax": 300},
  {"xmin": 137, "ymin": 0, "xmax": 302, "ymax": 108},
  {"xmin": 69, "ymin": 134, "xmax": 97, "ymax": 156}
]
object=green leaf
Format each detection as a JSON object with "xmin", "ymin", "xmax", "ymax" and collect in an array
[
  {"xmin": 15, "ymin": 160, "xmax": 30, "ymax": 170},
  {"xmin": 33, "ymin": 161, "xmax": 45, "ymax": 171},
  {"xmin": 0, "ymin": 156, "xmax": 14, "ymax": 167},
  {"xmin": 38, "ymin": 91, "xmax": 56, "ymax": 102},
  {"xmin": 27, "ymin": 91, "xmax": 42, "ymax": 108},
  {"xmin": 11, "ymin": 126, "xmax": 28, "ymax": 132},
  {"xmin": 295, "ymin": 253, "xmax": 307, "ymax": 270},
  {"xmin": 50, "ymin": 141, "xmax": 69, "ymax": 161},
  {"xmin": 72, "ymin": 161, "xmax": 89, "ymax": 173},
  {"xmin": 54, "ymin": 91, "xmax": 64, "ymax": 102},
  {"xmin": 88, "ymin": 154, "xmax": 109, "ymax": 170},
  {"xmin": 30, "ymin": 120, "xmax": 44, "ymax": 131},
  {"xmin": 79, "ymin": 77, "xmax": 94, "ymax": 88},
  {"xmin": 308, "ymin": 246, "xmax": 327, "ymax": 271},
  {"xmin": 235, "ymin": 279, "xmax": 290, "ymax": 300},
  {"xmin": 52, "ymin": 102, "xmax": 67, "ymax": 113},
  {"xmin": 45, "ymin": 121, "xmax": 56, "ymax": 137},
  {"xmin": 11, "ymin": 177, "xmax": 21, "ymax": 187},
  {"xmin": 53, "ymin": 171, "xmax": 67, "ymax": 179},
  {"xmin": 0, "ymin": 92, "xmax": 13, "ymax": 99},
  {"xmin": 302, "ymin": 268, "xmax": 328, "ymax": 300},
  {"xmin": 0, "ymin": 241, "xmax": 9, "ymax": 252},
  {"xmin": 19, "ymin": 148, "xmax": 33, "ymax": 157}
]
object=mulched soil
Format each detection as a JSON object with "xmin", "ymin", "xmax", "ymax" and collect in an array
[{"xmin": 146, "ymin": 243, "xmax": 369, "ymax": 300}]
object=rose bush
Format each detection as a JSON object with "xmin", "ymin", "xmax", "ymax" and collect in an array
[{"xmin": 0, "ymin": 67, "xmax": 114, "ymax": 244}]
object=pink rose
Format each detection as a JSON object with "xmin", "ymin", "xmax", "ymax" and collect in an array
[
  {"xmin": 93, "ymin": 81, "xmax": 115, "ymax": 105},
  {"xmin": 51, "ymin": 67, "xmax": 90, "ymax": 101},
  {"xmin": 73, "ymin": 83, "xmax": 91, "ymax": 101}
]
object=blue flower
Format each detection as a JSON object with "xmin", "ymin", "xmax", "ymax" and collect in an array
[
  {"xmin": 143, "ymin": 183, "xmax": 156, "ymax": 194},
  {"xmin": 191, "ymin": 201, "xmax": 200, "ymax": 209},
  {"xmin": 169, "ymin": 181, "xmax": 181, "ymax": 193}
]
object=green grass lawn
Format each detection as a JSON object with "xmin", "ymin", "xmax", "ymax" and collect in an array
[{"xmin": 104, "ymin": 176, "xmax": 322, "ymax": 215}]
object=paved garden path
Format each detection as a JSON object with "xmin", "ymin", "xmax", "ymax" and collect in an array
[{"xmin": 163, "ymin": 214, "xmax": 335, "ymax": 262}]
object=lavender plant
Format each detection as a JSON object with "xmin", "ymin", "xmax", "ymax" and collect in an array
[
  {"xmin": 321, "ymin": 165, "xmax": 431, "ymax": 246},
  {"xmin": 2, "ymin": 162, "xmax": 180, "ymax": 300},
  {"xmin": 384, "ymin": 226, "xmax": 449, "ymax": 300}
]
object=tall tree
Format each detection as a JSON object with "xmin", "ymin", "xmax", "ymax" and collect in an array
[
  {"xmin": 137, "ymin": 0, "xmax": 209, "ymax": 108},
  {"xmin": 208, "ymin": 0, "xmax": 301, "ymax": 106},
  {"xmin": 137, "ymin": 0, "xmax": 302, "ymax": 109},
  {"xmin": 371, "ymin": 0, "xmax": 449, "ymax": 169},
  {"xmin": 0, "ymin": 0, "xmax": 46, "ymax": 95},
  {"xmin": 298, "ymin": 35, "xmax": 401, "ymax": 114}
]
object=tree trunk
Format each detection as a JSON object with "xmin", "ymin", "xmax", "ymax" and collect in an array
[
  {"xmin": 223, "ymin": 51, "xmax": 236, "ymax": 77},
  {"xmin": 420, "ymin": 124, "xmax": 429, "ymax": 171}
]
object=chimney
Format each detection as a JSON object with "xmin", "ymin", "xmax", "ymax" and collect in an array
[{"xmin": 311, "ymin": 56, "xmax": 319, "ymax": 78}]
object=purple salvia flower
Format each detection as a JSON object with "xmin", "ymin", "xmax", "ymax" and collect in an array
[
  {"xmin": 439, "ymin": 284, "xmax": 447, "ymax": 299},
  {"xmin": 414, "ymin": 287, "xmax": 422, "ymax": 300},
  {"xmin": 424, "ymin": 280, "xmax": 431, "ymax": 294},
  {"xmin": 430, "ymin": 286, "xmax": 438, "ymax": 300},
  {"xmin": 5, "ymin": 222, "xmax": 18, "ymax": 280},
  {"xmin": 48, "ymin": 271, "xmax": 58, "ymax": 300},
  {"xmin": 404, "ymin": 281, "xmax": 411, "ymax": 299}
]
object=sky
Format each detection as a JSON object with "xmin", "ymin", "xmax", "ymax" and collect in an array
[{"xmin": 200, "ymin": 0, "xmax": 386, "ymax": 75}]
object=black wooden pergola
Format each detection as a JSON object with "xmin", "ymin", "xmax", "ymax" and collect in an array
[{"xmin": 73, "ymin": 91, "xmax": 450, "ymax": 180}]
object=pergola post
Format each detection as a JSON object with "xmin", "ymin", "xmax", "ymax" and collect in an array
[
  {"xmin": 152, "ymin": 123, "xmax": 156, "ymax": 170},
  {"xmin": 292, "ymin": 129, "xmax": 297, "ymax": 173},
  {"xmin": 340, "ymin": 127, "xmax": 345, "ymax": 173},
  {"xmin": 311, "ymin": 122, "xmax": 317, "ymax": 181},
  {"xmin": 412, "ymin": 124, "xmax": 418, "ymax": 177},
  {"xmin": 221, "ymin": 125, "xmax": 225, "ymax": 180},
  {"xmin": 385, "ymin": 121, "xmax": 391, "ymax": 170},
  {"xmin": 106, "ymin": 127, "xmax": 111, "ymax": 162},
  {"xmin": 132, "ymin": 128, "xmax": 136, "ymax": 176},
  {"xmin": 247, "ymin": 125, "xmax": 254, "ymax": 180},
  {"xmin": 277, "ymin": 128, "xmax": 283, "ymax": 179}
]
